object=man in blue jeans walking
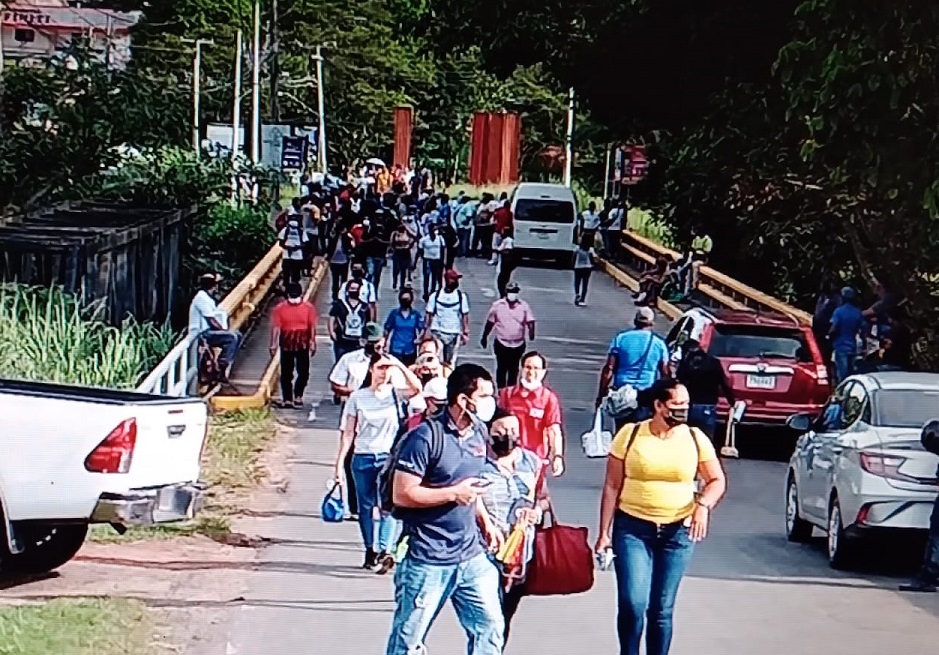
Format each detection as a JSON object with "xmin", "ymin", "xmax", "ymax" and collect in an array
[{"xmin": 386, "ymin": 364, "xmax": 505, "ymax": 655}]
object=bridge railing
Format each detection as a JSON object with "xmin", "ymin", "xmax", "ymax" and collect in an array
[
  {"xmin": 136, "ymin": 244, "xmax": 284, "ymax": 397},
  {"xmin": 615, "ymin": 230, "xmax": 813, "ymax": 324}
]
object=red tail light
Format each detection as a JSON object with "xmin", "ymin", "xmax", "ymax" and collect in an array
[
  {"xmin": 859, "ymin": 452, "xmax": 913, "ymax": 482},
  {"xmin": 85, "ymin": 418, "xmax": 137, "ymax": 474}
]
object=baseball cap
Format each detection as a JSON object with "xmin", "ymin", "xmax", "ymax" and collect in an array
[
  {"xmin": 634, "ymin": 307, "xmax": 656, "ymax": 326},
  {"xmin": 444, "ymin": 269, "xmax": 463, "ymax": 283},
  {"xmin": 422, "ymin": 377, "xmax": 448, "ymax": 402},
  {"xmin": 840, "ymin": 286, "xmax": 856, "ymax": 300},
  {"xmin": 363, "ymin": 322, "xmax": 383, "ymax": 342}
]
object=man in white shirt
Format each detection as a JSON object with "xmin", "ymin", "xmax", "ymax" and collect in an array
[
  {"xmin": 424, "ymin": 269, "xmax": 470, "ymax": 366},
  {"xmin": 580, "ymin": 201, "xmax": 601, "ymax": 243},
  {"xmin": 338, "ymin": 263, "xmax": 378, "ymax": 321},
  {"xmin": 602, "ymin": 200, "xmax": 625, "ymax": 260},
  {"xmin": 419, "ymin": 223, "xmax": 446, "ymax": 301},
  {"xmin": 188, "ymin": 273, "xmax": 242, "ymax": 383},
  {"xmin": 278, "ymin": 216, "xmax": 308, "ymax": 285}
]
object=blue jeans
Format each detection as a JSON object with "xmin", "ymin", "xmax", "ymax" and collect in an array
[
  {"xmin": 386, "ymin": 552, "xmax": 504, "ymax": 655},
  {"xmin": 457, "ymin": 227, "xmax": 472, "ymax": 256},
  {"xmin": 689, "ymin": 404, "xmax": 717, "ymax": 441},
  {"xmin": 350, "ymin": 453, "xmax": 399, "ymax": 553},
  {"xmin": 202, "ymin": 329, "xmax": 242, "ymax": 369},
  {"xmin": 391, "ymin": 250, "xmax": 411, "ymax": 289},
  {"xmin": 367, "ymin": 256, "xmax": 386, "ymax": 289},
  {"xmin": 833, "ymin": 350, "xmax": 855, "ymax": 384},
  {"xmin": 612, "ymin": 511, "xmax": 695, "ymax": 655}
]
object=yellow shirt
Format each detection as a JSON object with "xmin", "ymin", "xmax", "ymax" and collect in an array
[{"xmin": 609, "ymin": 420, "xmax": 716, "ymax": 524}]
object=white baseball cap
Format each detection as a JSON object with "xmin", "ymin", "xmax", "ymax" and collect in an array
[{"xmin": 422, "ymin": 377, "xmax": 448, "ymax": 402}]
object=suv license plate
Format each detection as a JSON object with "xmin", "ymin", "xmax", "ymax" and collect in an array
[{"xmin": 746, "ymin": 374, "xmax": 775, "ymax": 389}]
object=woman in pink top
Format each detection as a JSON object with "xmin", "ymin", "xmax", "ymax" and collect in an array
[{"xmin": 479, "ymin": 281, "xmax": 536, "ymax": 388}]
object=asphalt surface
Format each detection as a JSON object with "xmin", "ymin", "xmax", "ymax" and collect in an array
[{"xmin": 221, "ymin": 256, "xmax": 939, "ymax": 655}]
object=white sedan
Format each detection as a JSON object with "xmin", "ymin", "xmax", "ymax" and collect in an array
[{"xmin": 784, "ymin": 371, "xmax": 939, "ymax": 569}]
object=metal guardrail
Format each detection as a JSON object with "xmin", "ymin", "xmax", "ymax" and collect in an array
[
  {"xmin": 136, "ymin": 244, "xmax": 284, "ymax": 397},
  {"xmin": 618, "ymin": 230, "xmax": 813, "ymax": 324}
]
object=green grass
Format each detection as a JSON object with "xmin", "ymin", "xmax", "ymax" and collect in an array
[
  {"xmin": 626, "ymin": 208, "xmax": 677, "ymax": 249},
  {"xmin": 0, "ymin": 598, "xmax": 152, "ymax": 655},
  {"xmin": 91, "ymin": 409, "xmax": 276, "ymax": 543}
]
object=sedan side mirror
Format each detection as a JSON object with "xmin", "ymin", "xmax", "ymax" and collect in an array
[{"xmin": 786, "ymin": 413, "xmax": 813, "ymax": 433}]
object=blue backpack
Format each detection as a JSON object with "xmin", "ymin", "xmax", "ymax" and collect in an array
[{"xmin": 321, "ymin": 483, "xmax": 345, "ymax": 523}]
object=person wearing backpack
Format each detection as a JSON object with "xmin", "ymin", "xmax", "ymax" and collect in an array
[
  {"xmin": 425, "ymin": 269, "xmax": 470, "ymax": 366},
  {"xmin": 595, "ymin": 378, "xmax": 726, "ymax": 655},
  {"xmin": 328, "ymin": 278, "xmax": 371, "ymax": 362},
  {"xmin": 384, "ymin": 364, "xmax": 506, "ymax": 655},
  {"xmin": 278, "ymin": 215, "xmax": 309, "ymax": 285},
  {"xmin": 334, "ymin": 353, "xmax": 421, "ymax": 573}
]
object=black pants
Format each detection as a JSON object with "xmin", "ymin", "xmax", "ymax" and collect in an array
[
  {"xmin": 391, "ymin": 250, "xmax": 411, "ymax": 290},
  {"xmin": 494, "ymin": 340, "xmax": 525, "ymax": 389},
  {"xmin": 423, "ymin": 259, "xmax": 443, "ymax": 299},
  {"xmin": 473, "ymin": 224, "xmax": 494, "ymax": 257},
  {"xmin": 279, "ymin": 349, "xmax": 310, "ymax": 403},
  {"xmin": 574, "ymin": 268, "xmax": 592, "ymax": 299},
  {"xmin": 497, "ymin": 262, "xmax": 517, "ymax": 298},
  {"xmin": 502, "ymin": 583, "xmax": 525, "ymax": 645},
  {"xmin": 283, "ymin": 258, "xmax": 303, "ymax": 285},
  {"xmin": 330, "ymin": 262, "xmax": 349, "ymax": 300}
]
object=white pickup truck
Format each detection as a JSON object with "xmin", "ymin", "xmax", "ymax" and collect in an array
[{"xmin": 0, "ymin": 379, "xmax": 208, "ymax": 575}]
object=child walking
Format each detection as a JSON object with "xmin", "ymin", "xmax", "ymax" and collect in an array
[{"xmin": 574, "ymin": 233, "xmax": 597, "ymax": 306}]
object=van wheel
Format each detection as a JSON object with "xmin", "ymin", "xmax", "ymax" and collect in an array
[
  {"xmin": 785, "ymin": 475, "xmax": 814, "ymax": 543},
  {"xmin": 1, "ymin": 522, "xmax": 89, "ymax": 575}
]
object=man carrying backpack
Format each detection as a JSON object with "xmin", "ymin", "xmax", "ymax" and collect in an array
[
  {"xmin": 278, "ymin": 214, "xmax": 309, "ymax": 285},
  {"xmin": 425, "ymin": 269, "xmax": 470, "ymax": 367},
  {"xmin": 383, "ymin": 363, "xmax": 505, "ymax": 655}
]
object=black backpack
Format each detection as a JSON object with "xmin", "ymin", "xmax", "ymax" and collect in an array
[
  {"xmin": 921, "ymin": 420, "xmax": 939, "ymax": 456},
  {"xmin": 378, "ymin": 409, "xmax": 446, "ymax": 517}
]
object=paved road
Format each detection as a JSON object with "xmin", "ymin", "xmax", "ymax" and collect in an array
[{"xmin": 221, "ymin": 257, "xmax": 939, "ymax": 655}]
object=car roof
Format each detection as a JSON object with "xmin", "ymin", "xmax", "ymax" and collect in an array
[
  {"xmin": 852, "ymin": 371, "xmax": 939, "ymax": 392},
  {"xmin": 685, "ymin": 307, "xmax": 801, "ymax": 329},
  {"xmin": 513, "ymin": 183, "xmax": 576, "ymax": 202}
]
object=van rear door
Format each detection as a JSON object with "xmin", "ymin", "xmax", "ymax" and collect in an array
[{"xmin": 513, "ymin": 198, "xmax": 576, "ymax": 250}]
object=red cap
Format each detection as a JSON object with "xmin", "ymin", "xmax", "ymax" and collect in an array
[{"xmin": 444, "ymin": 269, "xmax": 463, "ymax": 282}]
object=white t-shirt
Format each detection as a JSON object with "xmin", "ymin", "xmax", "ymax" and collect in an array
[
  {"xmin": 427, "ymin": 289, "xmax": 469, "ymax": 335},
  {"xmin": 574, "ymin": 247, "xmax": 596, "ymax": 270},
  {"xmin": 188, "ymin": 290, "xmax": 228, "ymax": 335},
  {"xmin": 339, "ymin": 278, "xmax": 377, "ymax": 305},
  {"xmin": 341, "ymin": 387, "xmax": 402, "ymax": 455},
  {"xmin": 329, "ymin": 349, "xmax": 407, "ymax": 394},
  {"xmin": 607, "ymin": 208, "xmax": 624, "ymax": 231},
  {"xmin": 581, "ymin": 211, "xmax": 601, "ymax": 230},
  {"xmin": 497, "ymin": 237, "xmax": 515, "ymax": 274},
  {"xmin": 420, "ymin": 235, "xmax": 445, "ymax": 261},
  {"xmin": 278, "ymin": 222, "xmax": 307, "ymax": 261}
]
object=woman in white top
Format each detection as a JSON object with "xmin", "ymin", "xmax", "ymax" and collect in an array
[
  {"xmin": 495, "ymin": 226, "xmax": 517, "ymax": 298},
  {"xmin": 334, "ymin": 354, "xmax": 421, "ymax": 572},
  {"xmin": 574, "ymin": 232, "xmax": 597, "ymax": 306}
]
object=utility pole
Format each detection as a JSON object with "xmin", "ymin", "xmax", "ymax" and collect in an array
[
  {"xmin": 182, "ymin": 38, "xmax": 214, "ymax": 154},
  {"xmin": 250, "ymin": 0, "xmax": 261, "ymax": 163},
  {"xmin": 602, "ymin": 142, "xmax": 612, "ymax": 200},
  {"xmin": 269, "ymin": 0, "xmax": 280, "ymax": 122},
  {"xmin": 231, "ymin": 29, "xmax": 243, "ymax": 158},
  {"xmin": 563, "ymin": 86, "xmax": 575, "ymax": 187},
  {"xmin": 103, "ymin": 14, "xmax": 113, "ymax": 79},
  {"xmin": 312, "ymin": 45, "xmax": 327, "ymax": 173},
  {"xmin": 0, "ymin": 0, "xmax": 6, "ymax": 140}
]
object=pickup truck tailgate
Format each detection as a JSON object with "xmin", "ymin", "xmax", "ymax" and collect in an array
[{"xmin": 125, "ymin": 403, "xmax": 208, "ymax": 488}]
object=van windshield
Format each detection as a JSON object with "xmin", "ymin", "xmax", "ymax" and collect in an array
[{"xmin": 514, "ymin": 199, "xmax": 576, "ymax": 224}]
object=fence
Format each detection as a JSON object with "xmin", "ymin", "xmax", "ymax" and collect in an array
[{"xmin": 136, "ymin": 244, "xmax": 284, "ymax": 396}]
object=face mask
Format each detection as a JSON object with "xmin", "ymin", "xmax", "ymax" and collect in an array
[
  {"xmin": 287, "ymin": 297, "xmax": 302, "ymax": 305},
  {"xmin": 352, "ymin": 270, "xmax": 364, "ymax": 279},
  {"xmin": 445, "ymin": 283, "xmax": 458, "ymax": 292},
  {"xmin": 467, "ymin": 395, "xmax": 497, "ymax": 424},
  {"xmin": 348, "ymin": 291, "xmax": 360, "ymax": 300},
  {"xmin": 520, "ymin": 377, "xmax": 543, "ymax": 391},
  {"xmin": 506, "ymin": 293, "xmax": 519, "ymax": 303},
  {"xmin": 491, "ymin": 434, "xmax": 518, "ymax": 458},
  {"xmin": 400, "ymin": 300, "xmax": 412, "ymax": 310},
  {"xmin": 664, "ymin": 406, "xmax": 689, "ymax": 427}
]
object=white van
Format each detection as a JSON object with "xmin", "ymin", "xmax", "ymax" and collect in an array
[{"xmin": 509, "ymin": 183, "xmax": 578, "ymax": 266}]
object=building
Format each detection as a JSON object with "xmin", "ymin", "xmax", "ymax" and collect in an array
[{"xmin": 1, "ymin": 1, "xmax": 141, "ymax": 70}]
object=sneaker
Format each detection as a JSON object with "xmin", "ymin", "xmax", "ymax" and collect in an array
[{"xmin": 292, "ymin": 399, "xmax": 304, "ymax": 408}]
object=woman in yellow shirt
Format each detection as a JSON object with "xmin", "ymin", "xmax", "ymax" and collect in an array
[{"xmin": 596, "ymin": 378, "xmax": 726, "ymax": 655}]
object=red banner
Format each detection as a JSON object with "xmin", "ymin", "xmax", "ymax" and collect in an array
[
  {"xmin": 393, "ymin": 106, "xmax": 413, "ymax": 169},
  {"xmin": 468, "ymin": 112, "xmax": 521, "ymax": 186}
]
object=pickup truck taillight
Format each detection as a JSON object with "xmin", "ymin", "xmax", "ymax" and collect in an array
[{"xmin": 85, "ymin": 418, "xmax": 137, "ymax": 474}]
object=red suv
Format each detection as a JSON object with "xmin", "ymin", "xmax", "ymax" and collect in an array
[{"xmin": 665, "ymin": 307, "xmax": 831, "ymax": 425}]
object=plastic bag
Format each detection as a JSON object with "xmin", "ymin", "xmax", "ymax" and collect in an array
[
  {"xmin": 321, "ymin": 480, "xmax": 345, "ymax": 523},
  {"xmin": 581, "ymin": 409, "xmax": 613, "ymax": 458},
  {"xmin": 600, "ymin": 385, "xmax": 638, "ymax": 420}
]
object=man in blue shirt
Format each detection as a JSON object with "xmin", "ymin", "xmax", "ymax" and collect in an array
[
  {"xmin": 386, "ymin": 364, "xmax": 504, "ymax": 655},
  {"xmin": 830, "ymin": 286, "xmax": 864, "ymax": 383},
  {"xmin": 596, "ymin": 307, "xmax": 670, "ymax": 430},
  {"xmin": 384, "ymin": 288, "xmax": 425, "ymax": 366}
]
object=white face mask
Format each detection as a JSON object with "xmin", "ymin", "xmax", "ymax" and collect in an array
[
  {"xmin": 520, "ymin": 377, "xmax": 543, "ymax": 391},
  {"xmin": 506, "ymin": 293, "xmax": 519, "ymax": 303},
  {"xmin": 469, "ymin": 396, "xmax": 497, "ymax": 424}
]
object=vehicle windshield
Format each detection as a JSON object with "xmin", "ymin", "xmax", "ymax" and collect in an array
[
  {"xmin": 872, "ymin": 389, "xmax": 939, "ymax": 428},
  {"xmin": 707, "ymin": 325, "xmax": 811, "ymax": 362},
  {"xmin": 514, "ymin": 199, "xmax": 576, "ymax": 224}
]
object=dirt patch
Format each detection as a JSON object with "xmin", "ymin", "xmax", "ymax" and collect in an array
[{"xmin": 0, "ymin": 418, "xmax": 299, "ymax": 654}]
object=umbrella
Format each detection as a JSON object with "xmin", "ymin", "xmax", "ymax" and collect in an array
[{"xmin": 365, "ymin": 157, "xmax": 386, "ymax": 167}]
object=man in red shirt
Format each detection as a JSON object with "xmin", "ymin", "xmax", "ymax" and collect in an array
[
  {"xmin": 493, "ymin": 200, "xmax": 513, "ymax": 237},
  {"xmin": 269, "ymin": 282, "xmax": 318, "ymax": 408},
  {"xmin": 497, "ymin": 351, "xmax": 565, "ymax": 476}
]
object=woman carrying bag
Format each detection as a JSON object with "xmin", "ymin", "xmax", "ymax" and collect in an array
[
  {"xmin": 334, "ymin": 353, "xmax": 421, "ymax": 572},
  {"xmin": 595, "ymin": 378, "xmax": 726, "ymax": 655}
]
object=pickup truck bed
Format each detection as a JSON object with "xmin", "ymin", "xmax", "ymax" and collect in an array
[{"xmin": 0, "ymin": 378, "xmax": 209, "ymax": 575}]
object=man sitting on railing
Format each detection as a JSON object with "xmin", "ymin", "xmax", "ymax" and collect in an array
[{"xmin": 188, "ymin": 273, "xmax": 242, "ymax": 384}]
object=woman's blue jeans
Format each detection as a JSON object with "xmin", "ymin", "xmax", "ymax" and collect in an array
[
  {"xmin": 612, "ymin": 511, "xmax": 695, "ymax": 655},
  {"xmin": 350, "ymin": 453, "xmax": 399, "ymax": 553}
]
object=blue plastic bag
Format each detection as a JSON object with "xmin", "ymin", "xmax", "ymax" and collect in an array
[{"xmin": 321, "ymin": 481, "xmax": 345, "ymax": 523}]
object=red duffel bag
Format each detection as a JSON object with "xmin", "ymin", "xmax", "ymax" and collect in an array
[{"xmin": 524, "ymin": 504, "xmax": 595, "ymax": 596}]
